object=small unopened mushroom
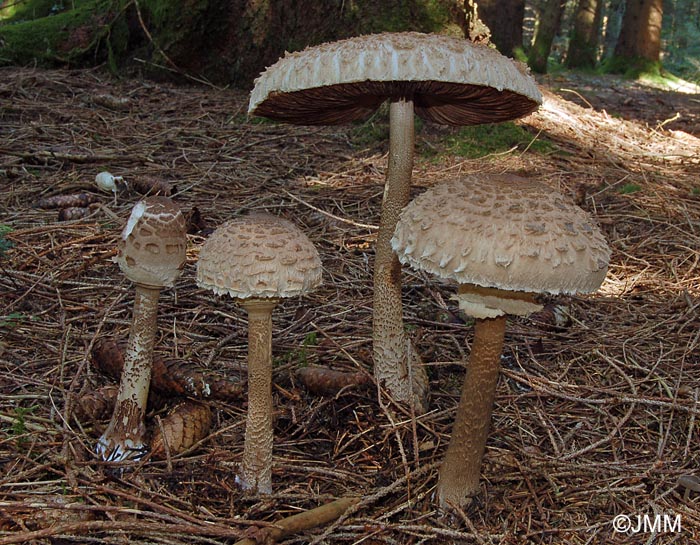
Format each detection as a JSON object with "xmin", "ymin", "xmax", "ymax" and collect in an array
[
  {"xmin": 96, "ymin": 197, "xmax": 187, "ymax": 461},
  {"xmin": 391, "ymin": 174, "xmax": 611, "ymax": 509},
  {"xmin": 249, "ymin": 32, "xmax": 542, "ymax": 413},
  {"xmin": 196, "ymin": 213, "xmax": 322, "ymax": 493},
  {"xmin": 95, "ymin": 171, "xmax": 126, "ymax": 204}
]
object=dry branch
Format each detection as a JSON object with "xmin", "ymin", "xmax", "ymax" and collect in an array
[{"xmin": 233, "ymin": 496, "xmax": 360, "ymax": 545}]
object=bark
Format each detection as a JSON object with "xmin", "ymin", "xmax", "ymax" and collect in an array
[
  {"xmin": 602, "ymin": 0, "xmax": 625, "ymax": 59},
  {"xmin": 528, "ymin": 0, "xmax": 566, "ymax": 73},
  {"xmin": 566, "ymin": 0, "xmax": 603, "ymax": 68},
  {"xmin": 436, "ymin": 315, "xmax": 506, "ymax": 509},
  {"xmin": 372, "ymin": 99, "xmax": 429, "ymax": 415},
  {"xmin": 612, "ymin": 0, "xmax": 663, "ymax": 68},
  {"xmin": 239, "ymin": 298, "xmax": 277, "ymax": 495},
  {"xmin": 475, "ymin": 0, "xmax": 525, "ymax": 56},
  {"xmin": 0, "ymin": 0, "xmax": 465, "ymax": 87}
]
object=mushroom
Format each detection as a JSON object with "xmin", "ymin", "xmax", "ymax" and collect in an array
[
  {"xmin": 390, "ymin": 174, "xmax": 611, "ymax": 509},
  {"xmin": 196, "ymin": 213, "xmax": 322, "ymax": 494},
  {"xmin": 95, "ymin": 171, "xmax": 126, "ymax": 204},
  {"xmin": 96, "ymin": 196, "xmax": 187, "ymax": 461},
  {"xmin": 248, "ymin": 32, "xmax": 542, "ymax": 412}
]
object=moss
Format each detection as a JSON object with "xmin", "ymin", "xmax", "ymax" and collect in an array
[
  {"xmin": 0, "ymin": 0, "xmax": 121, "ymax": 67},
  {"xmin": 0, "ymin": 0, "xmax": 60, "ymax": 22},
  {"xmin": 442, "ymin": 122, "xmax": 555, "ymax": 159},
  {"xmin": 602, "ymin": 55, "xmax": 663, "ymax": 80},
  {"xmin": 618, "ymin": 183, "xmax": 642, "ymax": 195}
]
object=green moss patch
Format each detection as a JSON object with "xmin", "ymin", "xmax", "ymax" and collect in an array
[
  {"xmin": 0, "ymin": 0, "xmax": 120, "ymax": 67},
  {"xmin": 442, "ymin": 122, "xmax": 555, "ymax": 159}
]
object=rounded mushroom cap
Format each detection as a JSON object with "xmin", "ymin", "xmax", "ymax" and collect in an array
[
  {"xmin": 115, "ymin": 197, "xmax": 187, "ymax": 288},
  {"xmin": 196, "ymin": 213, "xmax": 322, "ymax": 299},
  {"xmin": 391, "ymin": 174, "xmax": 611, "ymax": 301},
  {"xmin": 249, "ymin": 31, "xmax": 542, "ymax": 126}
]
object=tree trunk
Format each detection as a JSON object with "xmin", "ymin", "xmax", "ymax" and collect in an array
[
  {"xmin": 609, "ymin": 0, "xmax": 663, "ymax": 74},
  {"xmin": 566, "ymin": 0, "xmax": 602, "ymax": 68},
  {"xmin": 614, "ymin": 0, "xmax": 663, "ymax": 60},
  {"xmin": 528, "ymin": 0, "xmax": 566, "ymax": 73},
  {"xmin": 601, "ymin": 0, "xmax": 625, "ymax": 59},
  {"xmin": 475, "ymin": 0, "xmax": 525, "ymax": 56},
  {"xmin": 0, "ymin": 0, "xmax": 466, "ymax": 87}
]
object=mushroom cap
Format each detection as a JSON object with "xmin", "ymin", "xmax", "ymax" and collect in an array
[
  {"xmin": 115, "ymin": 197, "xmax": 187, "ymax": 288},
  {"xmin": 391, "ymin": 174, "xmax": 610, "ymax": 309},
  {"xmin": 249, "ymin": 32, "xmax": 542, "ymax": 126},
  {"xmin": 196, "ymin": 213, "xmax": 322, "ymax": 299}
]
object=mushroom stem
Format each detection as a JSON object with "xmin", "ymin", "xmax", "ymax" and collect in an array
[
  {"xmin": 372, "ymin": 97, "xmax": 428, "ymax": 413},
  {"xmin": 436, "ymin": 315, "xmax": 507, "ymax": 509},
  {"xmin": 97, "ymin": 284, "xmax": 161, "ymax": 461},
  {"xmin": 238, "ymin": 298, "xmax": 278, "ymax": 494}
]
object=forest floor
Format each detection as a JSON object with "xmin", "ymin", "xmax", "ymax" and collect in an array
[{"xmin": 0, "ymin": 67, "xmax": 699, "ymax": 545}]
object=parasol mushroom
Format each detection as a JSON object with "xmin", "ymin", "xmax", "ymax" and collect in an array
[
  {"xmin": 196, "ymin": 213, "xmax": 322, "ymax": 494},
  {"xmin": 97, "ymin": 196, "xmax": 187, "ymax": 461},
  {"xmin": 391, "ymin": 174, "xmax": 611, "ymax": 509},
  {"xmin": 248, "ymin": 32, "xmax": 542, "ymax": 413}
]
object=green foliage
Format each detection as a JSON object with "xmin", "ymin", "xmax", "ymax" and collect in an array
[
  {"xmin": 0, "ymin": 224, "xmax": 13, "ymax": 257},
  {"xmin": 618, "ymin": 183, "xmax": 642, "ymax": 194},
  {"xmin": 442, "ymin": 122, "xmax": 555, "ymax": 159},
  {"xmin": 275, "ymin": 331, "xmax": 319, "ymax": 368},
  {"xmin": 348, "ymin": 111, "xmax": 390, "ymax": 150},
  {"xmin": 0, "ymin": 312, "xmax": 25, "ymax": 328},
  {"xmin": 690, "ymin": 187, "xmax": 700, "ymax": 196},
  {"xmin": 6, "ymin": 405, "xmax": 38, "ymax": 448},
  {"xmin": 0, "ymin": 0, "xmax": 61, "ymax": 21}
]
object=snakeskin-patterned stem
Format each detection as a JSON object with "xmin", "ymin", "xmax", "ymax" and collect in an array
[
  {"xmin": 238, "ymin": 298, "xmax": 278, "ymax": 494},
  {"xmin": 372, "ymin": 98, "xmax": 429, "ymax": 414},
  {"xmin": 97, "ymin": 285, "xmax": 160, "ymax": 462},
  {"xmin": 437, "ymin": 315, "xmax": 507, "ymax": 509}
]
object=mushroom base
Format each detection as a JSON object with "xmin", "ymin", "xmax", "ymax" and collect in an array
[
  {"xmin": 96, "ymin": 399, "xmax": 148, "ymax": 462},
  {"xmin": 436, "ymin": 315, "xmax": 506, "ymax": 509}
]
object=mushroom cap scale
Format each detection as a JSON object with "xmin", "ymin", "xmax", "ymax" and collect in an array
[
  {"xmin": 115, "ymin": 197, "xmax": 187, "ymax": 289},
  {"xmin": 196, "ymin": 214, "xmax": 322, "ymax": 299},
  {"xmin": 249, "ymin": 32, "xmax": 542, "ymax": 126},
  {"xmin": 390, "ymin": 174, "xmax": 611, "ymax": 297}
]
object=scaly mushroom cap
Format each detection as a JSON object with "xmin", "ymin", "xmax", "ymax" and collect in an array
[
  {"xmin": 196, "ymin": 213, "xmax": 322, "ymax": 299},
  {"xmin": 115, "ymin": 197, "xmax": 187, "ymax": 288},
  {"xmin": 249, "ymin": 32, "xmax": 542, "ymax": 125},
  {"xmin": 391, "ymin": 175, "xmax": 611, "ymax": 318}
]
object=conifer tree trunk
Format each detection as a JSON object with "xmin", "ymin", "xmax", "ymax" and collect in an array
[
  {"xmin": 613, "ymin": 0, "xmax": 663, "ymax": 67},
  {"xmin": 528, "ymin": 0, "xmax": 566, "ymax": 73},
  {"xmin": 566, "ymin": 0, "xmax": 602, "ymax": 68},
  {"xmin": 475, "ymin": 0, "xmax": 525, "ymax": 56}
]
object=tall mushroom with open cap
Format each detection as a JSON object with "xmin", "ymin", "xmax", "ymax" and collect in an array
[
  {"xmin": 248, "ymin": 32, "xmax": 542, "ymax": 412},
  {"xmin": 391, "ymin": 174, "xmax": 611, "ymax": 509},
  {"xmin": 97, "ymin": 196, "xmax": 187, "ymax": 461},
  {"xmin": 196, "ymin": 213, "xmax": 322, "ymax": 494}
]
